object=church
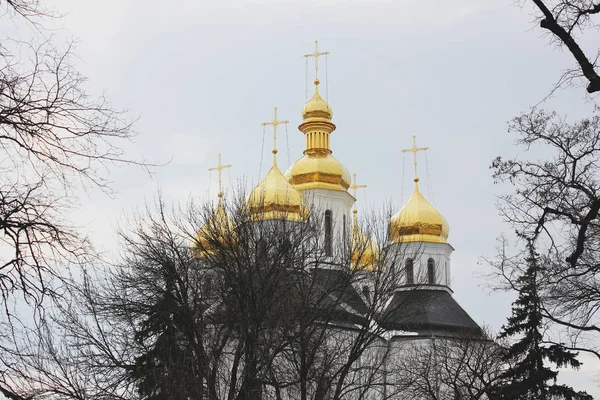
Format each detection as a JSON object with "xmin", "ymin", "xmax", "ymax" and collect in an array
[{"xmin": 194, "ymin": 42, "xmax": 486, "ymax": 400}]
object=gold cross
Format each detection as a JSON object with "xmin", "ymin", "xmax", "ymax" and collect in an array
[
  {"xmin": 304, "ymin": 40, "xmax": 329, "ymax": 81},
  {"xmin": 261, "ymin": 107, "xmax": 289, "ymax": 162},
  {"xmin": 208, "ymin": 153, "xmax": 232, "ymax": 200},
  {"xmin": 350, "ymin": 173, "xmax": 367, "ymax": 217},
  {"xmin": 401, "ymin": 135, "xmax": 429, "ymax": 182}
]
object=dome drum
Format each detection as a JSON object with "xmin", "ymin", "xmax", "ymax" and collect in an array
[{"xmin": 304, "ymin": 130, "xmax": 330, "ymax": 150}]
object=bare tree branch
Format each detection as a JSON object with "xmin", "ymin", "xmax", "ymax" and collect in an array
[{"xmin": 527, "ymin": 0, "xmax": 600, "ymax": 93}]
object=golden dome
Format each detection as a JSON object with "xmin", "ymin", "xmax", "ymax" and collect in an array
[
  {"xmin": 287, "ymin": 79, "xmax": 350, "ymax": 191},
  {"xmin": 302, "ymin": 79, "xmax": 332, "ymax": 121},
  {"xmin": 193, "ymin": 202, "xmax": 235, "ymax": 258},
  {"xmin": 389, "ymin": 183, "xmax": 449, "ymax": 244},
  {"xmin": 351, "ymin": 214, "xmax": 379, "ymax": 271},
  {"xmin": 248, "ymin": 155, "xmax": 307, "ymax": 222},
  {"xmin": 286, "ymin": 151, "xmax": 351, "ymax": 191}
]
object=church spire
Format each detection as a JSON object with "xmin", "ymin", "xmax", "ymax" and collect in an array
[
  {"xmin": 286, "ymin": 41, "xmax": 350, "ymax": 192},
  {"xmin": 300, "ymin": 41, "xmax": 336, "ymax": 154}
]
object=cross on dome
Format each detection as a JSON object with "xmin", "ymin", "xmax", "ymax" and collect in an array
[
  {"xmin": 208, "ymin": 153, "xmax": 232, "ymax": 202},
  {"xmin": 401, "ymin": 135, "xmax": 429, "ymax": 184},
  {"xmin": 261, "ymin": 107, "xmax": 289, "ymax": 166},
  {"xmin": 304, "ymin": 40, "xmax": 329, "ymax": 83}
]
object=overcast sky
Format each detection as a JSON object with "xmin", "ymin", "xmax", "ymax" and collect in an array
[{"xmin": 11, "ymin": 0, "xmax": 598, "ymax": 394}]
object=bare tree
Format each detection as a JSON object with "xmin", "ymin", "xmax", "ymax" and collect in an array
[
  {"xmin": 0, "ymin": 36, "xmax": 142, "ymax": 304},
  {"xmin": 1, "ymin": 1, "xmax": 48, "ymax": 19},
  {"xmin": 0, "ymin": 2, "xmax": 152, "ymax": 398},
  {"xmin": 491, "ymin": 107, "xmax": 600, "ymax": 361},
  {"xmin": 0, "ymin": 190, "xmax": 436, "ymax": 400},
  {"xmin": 524, "ymin": 0, "xmax": 600, "ymax": 93}
]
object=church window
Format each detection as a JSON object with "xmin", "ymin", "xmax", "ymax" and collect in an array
[
  {"xmin": 405, "ymin": 258, "xmax": 414, "ymax": 285},
  {"xmin": 324, "ymin": 210, "xmax": 333, "ymax": 256},
  {"xmin": 427, "ymin": 258, "xmax": 435, "ymax": 284}
]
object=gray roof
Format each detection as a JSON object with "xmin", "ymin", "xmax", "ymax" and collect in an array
[
  {"xmin": 311, "ymin": 268, "xmax": 368, "ymax": 315},
  {"xmin": 310, "ymin": 268, "xmax": 369, "ymax": 325},
  {"xmin": 379, "ymin": 289, "xmax": 482, "ymax": 337}
]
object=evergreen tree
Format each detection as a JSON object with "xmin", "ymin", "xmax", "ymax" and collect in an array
[
  {"xmin": 130, "ymin": 263, "xmax": 205, "ymax": 400},
  {"xmin": 492, "ymin": 242, "xmax": 593, "ymax": 400}
]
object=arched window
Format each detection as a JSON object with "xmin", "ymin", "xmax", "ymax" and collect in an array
[
  {"xmin": 324, "ymin": 210, "xmax": 333, "ymax": 256},
  {"xmin": 405, "ymin": 258, "xmax": 414, "ymax": 285},
  {"xmin": 427, "ymin": 258, "xmax": 436, "ymax": 284}
]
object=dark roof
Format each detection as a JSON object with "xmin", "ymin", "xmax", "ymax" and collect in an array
[
  {"xmin": 311, "ymin": 268, "xmax": 368, "ymax": 315},
  {"xmin": 205, "ymin": 267, "xmax": 369, "ymax": 326},
  {"xmin": 308, "ymin": 268, "xmax": 368, "ymax": 325},
  {"xmin": 379, "ymin": 289, "xmax": 482, "ymax": 337}
]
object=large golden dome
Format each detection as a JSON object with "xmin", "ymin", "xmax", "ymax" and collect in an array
[
  {"xmin": 389, "ymin": 183, "xmax": 449, "ymax": 244},
  {"xmin": 286, "ymin": 151, "xmax": 351, "ymax": 191},
  {"xmin": 248, "ymin": 154, "xmax": 307, "ymax": 222},
  {"xmin": 193, "ymin": 202, "xmax": 235, "ymax": 258}
]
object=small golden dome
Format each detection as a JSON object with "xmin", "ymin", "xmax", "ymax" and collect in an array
[
  {"xmin": 287, "ymin": 150, "xmax": 351, "ymax": 191},
  {"xmin": 193, "ymin": 203, "xmax": 235, "ymax": 258},
  {"xmin": 248, "ymin": 163, "xmax": 307, "ymax": 222},
  {"xmin": 302, "ymin": 80, "xmax": 332, "ymax": 121},
  {"xmin": 389, "ymin": 184, "xmax": 449, "ymax": 244},
  {"xmin": 351, "ymin": 216, "xmax": 379, "ymax": 271}
]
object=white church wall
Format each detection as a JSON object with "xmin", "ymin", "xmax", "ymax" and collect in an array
[
  {"xmin": 300, "ymin": 187, "xmax": 355, "ymax": 262},
  {"xmin": 386, "ymin": 241, "xmax": 454, "ymax": 288},
  {"xmin": 384, "ymin": 335, "xmax": 497, "ymax": 400}
]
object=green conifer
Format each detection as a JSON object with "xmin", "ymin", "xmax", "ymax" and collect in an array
[{"xmin": 492, "ymin": 242, "xmax": 592, "ymax": 400}]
